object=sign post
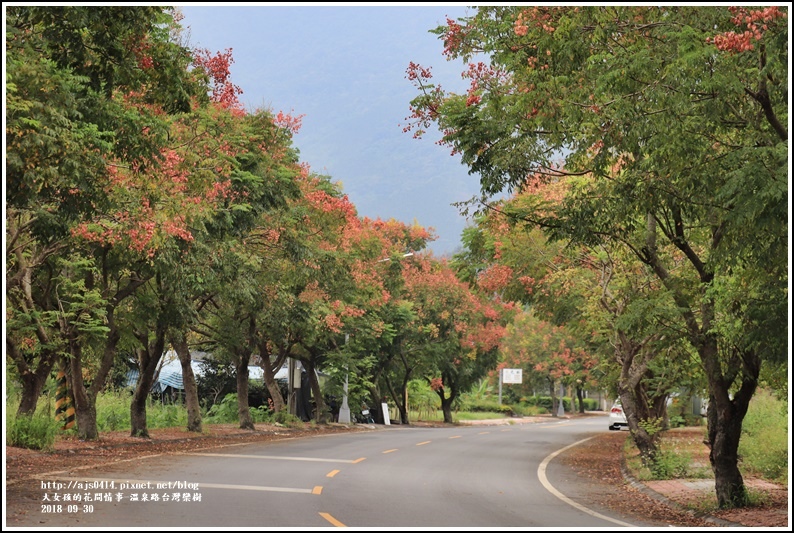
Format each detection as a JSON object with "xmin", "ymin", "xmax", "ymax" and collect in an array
[{"xmin": 499, "ymin": 368, "xmax": 523, "ymax": 404}]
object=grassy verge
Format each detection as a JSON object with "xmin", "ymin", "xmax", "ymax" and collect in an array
[{"xmin": 622, "ymin": 388, "xmax": 788, "ymax": 494}]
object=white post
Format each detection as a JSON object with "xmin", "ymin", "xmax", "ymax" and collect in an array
[
  {"xmin": 557, "ymin": 382, "xmax": 565, "ymax": 417},
  {"xmin": 338, "ymin": 334, "xmax": 351, "ymax": 423},
  {"xmin": 498, "ymin": 369, "xmax": 503, "ymax": 405}
]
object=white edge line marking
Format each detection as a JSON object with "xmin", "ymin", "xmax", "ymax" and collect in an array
[
  {"xmin": 184, "ymin": 452, "xmax": 358, "ymax": 463},
  {"xmin": 538, "ymin": 436, "xmax": 636, "ymax": 527}
]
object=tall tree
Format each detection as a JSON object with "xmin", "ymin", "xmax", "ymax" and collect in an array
[
  {"xmin": 5, "ymin": 6, "xmax": 206, "ymax": 434},
  {"xmin": 407, "ymin": 6, "xmax": 787, "ymax": 507},
  {"xmin": 403, "ymin": 257, "xmax": 514, "ymax": 423}
]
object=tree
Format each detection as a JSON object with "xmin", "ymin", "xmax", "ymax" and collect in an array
[
  {"xmin": 407, "ymin": 6, "xmax": 788, "ymax": 507},
  {"xmin": 403, "ymin": 257, "xmax": 514, "ymax": 423},
  {"xmin": 5, "ymin": 6, "xmax": 209, "ymax": 437}
]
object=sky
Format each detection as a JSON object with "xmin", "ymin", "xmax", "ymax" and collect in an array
[{"xmin": 178, "ymin": 3, "xmax": 480, "ymax": 257}]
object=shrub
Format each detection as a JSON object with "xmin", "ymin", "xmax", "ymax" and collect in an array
[
  {"xmin": 522, "ymin": 396, "xmax": 572, "ymax": 412},
  {"xmin": 460, "ymin": 399, "xmax": 514, "ymax": 416},
  {"xmin": 649, "ymin": 449, "xmax": 693, "ymax": 479},
  {"xmin": 8, "ymin": 413, "xmax": 58, "ymax": 451},
  {"xmin": 204, "ymin": 393, "xmax": 239, "ymax": 424},
  {"xmin": 517, "ymin": 402, "xmax": 548, "ymax": 415},
  {"xmin": 273, "ymin": 410, "xmax": 303, "ymax": 428}
]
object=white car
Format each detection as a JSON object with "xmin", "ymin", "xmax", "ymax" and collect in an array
[{"xmin": 608, "ymin": 399, "xmax": 628, "ymax": 431}]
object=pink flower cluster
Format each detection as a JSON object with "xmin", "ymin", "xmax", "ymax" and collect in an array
[{"xmin": 708, "ymin": 6, "xmax": 786, "ymax": 53}]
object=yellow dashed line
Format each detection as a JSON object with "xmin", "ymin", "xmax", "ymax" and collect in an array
[
  {"xmin": 416, "ymin": 441, "xmax": 431, "ymax": 446},
  {"xmin": 319, "ymin": 512, "xmax": 346, "ymax": 527},
  {"xmin": 448, "ymin": 435, "xmax": 461, "ymax": 439},
  {"xmin": 478, "ymin": 431, "xmax": 490, "ymax": 435},
  {"xmin": 327, "ymin": 470, "xmax": 340, "ymax": 478},
  {"xmin": 312, "ymin": 486, "xmax": 323, "ymax": 495},
  {"xmin": 352, "ymin": 457, "xmax": 366, "ymax": 463},
  {"xmin": 500, "ymin": 429, "xmax": 512, "ymax": 432},
  {"xmin": 382, "ymin": 449, "xmax": 398, "ymax": 454}
]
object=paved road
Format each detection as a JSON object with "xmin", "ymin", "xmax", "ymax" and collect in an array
[{"xmin": 24, "ymin": 416, "xmax": 661, "ymax": 528}]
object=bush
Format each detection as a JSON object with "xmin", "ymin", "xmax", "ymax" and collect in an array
[
  {"xmin": 649, "ymin": 449, "xmax": 693, "ymax": 479},
  {"xmin": 460, "ymin": 399, "xmax": 515, "ymax": 416},
  {"xmin": 517, "ymin": 402, "xmax": 548, "ymax": 416},
  {"xmin": 204, "ymin": 393, "xmax": 239, "ymax": 424},
  {"xmin": 579, "ymin": 397, "xmax": 599, "ymax": 411},
  {"xmin": 521, "ymin": 396, "xmax": 573, "ymax": 412},
  {"xmin": 273, "ymin": 410, "xmax": 303, "ymax": 428},
  {"xmin": 8, "ymin": 412, "xmax": 59, "ymax": 451}
]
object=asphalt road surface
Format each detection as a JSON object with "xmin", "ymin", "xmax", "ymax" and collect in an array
[{"xmin": 26, "ymin": 416, "xmax": 662, "ymax": 528}]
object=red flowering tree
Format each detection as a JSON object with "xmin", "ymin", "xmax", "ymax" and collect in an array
[
  {"xmin": 5, "ymin": 6, "xmax": 208, "ymax": 436},
  {"xmin": 402, "ymin": 257, "xmax": 515, "ymax": 423},
  {"xmin": 408, "ymin": 5, "xmax": 787, "ymax": 507}
]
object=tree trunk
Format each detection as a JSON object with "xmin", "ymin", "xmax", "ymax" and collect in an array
[
  {"xmin": 258, "ymin": 340, "xmax": 286, "ymax": 413},
  {"xmin": 304, "ymin": 359, "xmax": 328, "ymax": 423},
  {"xmin": 397, "ymin": 376, "xmax": 411, "ymax": 425},
  {"xmin": 16, "ymin": 365, "xmax": 51, "ymax": 416},
  {"xmin": 701, "ymin": 340, "xmax": 758, "ymax": 508},
  {"xmin": 72, "ymin": 392, "xmax": 98, "ymax": 441},
  {"xmin": 7, "ymin": 339, "xmax": 57, "ymax": 416},
  {"xmin": 440, "ymin": 395, "xmax": 454, "ymax": 424},
  {"xmin": 67, "ymin": 341, "xmax": 99, "ymax": 441},
  {"xmin": 130, "ymin": 328, "xmax": 166, "ymax": 438},
  {"xmin": 619, "ymin": 387, "xmax": 659, "ymax": 465},
  {"xmin": 172, "ymin": 335, "xmax": 202, "ymax": 433},
  {"xmin": 235, "ymin": 352, "xmax": 254, "ymax": 430},
  {"xmin": 576, "ymin": 386, "xmax": 585, "ymax": 414}
]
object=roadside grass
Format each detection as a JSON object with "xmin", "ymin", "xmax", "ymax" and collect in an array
[
  {"xmin": 409, "ymin": 410, "xmax": 512, "ymax": 423},
  {"xmin": 624, "ymin": 426, "xmax": 713, "ymax": 482},
  {"xmin": 623, "ymin": 387, "xmax": 788, "ymax": 487}
]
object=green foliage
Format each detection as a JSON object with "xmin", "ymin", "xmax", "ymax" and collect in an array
[
  {"xmin": 96, "ymin": 390, "xmax": 132, "ymax": 431},
  {"xmin": 202, "ymin": 392, "xmax": 273, "ymax": 425},
  {"xmin": 204, "ymin": 393, "xmax": 241, "ymax": 424},
  {"xmin": 459, "ymin": 399, "xmax": 514, "ymax": 416},
  {"xmin": 522, "ymin": 395, "xmax": 572, "ymax": 412},
  {"xmin": 7, "ymin": 412, "xmax": 59, "ymax": 451},
  {"xmin": 273, "ymin": 410, "xmax": 303, "ymax": 428},
  {"xmin": 638, "ymin": 417, "xmax": 665, "ymax": 438},
  {"xmin": 738, "ymin": 389, "xmax": 788, "ymax": 482},
  {"xmin": 147, "ymin": 401, "xmax": 188, "ymax": 429},
  {"xmin": 648, "ymin": 449, "xmax": 696, "ymax": 480},
  {"xmin": 667, "ymin": 415, "xmax": 687, "ymax": 429},
  {"xmin": 580, "ymin": 398, "xmax": 599, "ymax": 411},
  {"xmin": 407, "ymin": 379, "xmax": 441, "ymax": 414},
  {"xmin": 516, "ymin": 402, "xmax": 548, "ymax": 416}
]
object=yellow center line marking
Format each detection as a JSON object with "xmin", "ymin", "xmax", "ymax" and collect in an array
[
  {"xmin": 501, "ymin": 429, "xmax": 512, "ymax": 432},
  {"xmin": 312, "ymin": 486, "xmax": 323, "ymax": 495},
  {"xmin": 319, "ymin": 512, "xmax": 346, "ymax": 527},
  {"xmin": 448, "ymin": 435, "xmax": 461, "ymax": 439},
  {"xmin": 416, "ymin": 441, "xmax": 431, "ymax": 446},
  {"xmin": 478, "ymin": 431, "xmax": 490, "ymax": 435},
  {"xmin": 352, "ymin": 457, "xmax": 366, "ymax": 463},
  {"xmin": 326, "ymin": 470, "xmax": 340, "ymax": 478},
  {"xmin": 382, "ymin": 449, "xmax": 398, "ymax": 454}
]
